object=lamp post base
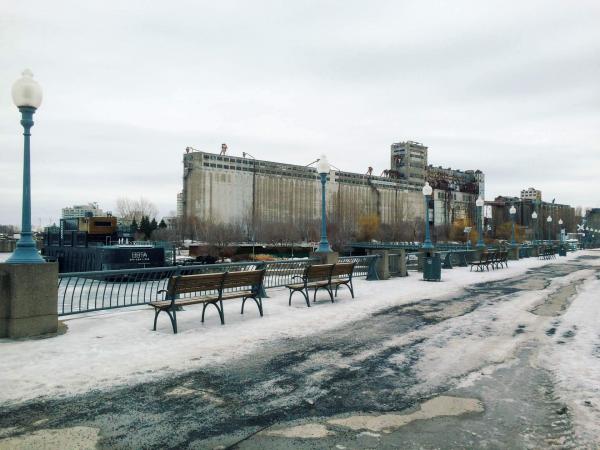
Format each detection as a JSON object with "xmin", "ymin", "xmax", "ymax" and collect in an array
[
  {"xmin": 317, "ymin": 239, "xmax": 331, "ymax": 253},
  {"xmin": 6, "ymin": 236, "xmax": 44, "ymax": 264}
]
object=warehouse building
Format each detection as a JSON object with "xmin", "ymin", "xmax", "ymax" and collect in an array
[{"xmin": 181, "ymin": 142, "xmax": 485, "ymax": 238}]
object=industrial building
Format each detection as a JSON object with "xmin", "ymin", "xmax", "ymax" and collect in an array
[
  {"xmin": 181, "ymin": 141, "xmax": 485, "ymax": 239},
  {"xmin": 488, "ymin": 196, "xmax": 576, "ymax": 240},
  {"xmin": 427, "ymin": 166, "xmax": 484, "ymax": 226},
  {"xmin": 520, "ymin": 187, "xmax": 542, "ymax": 201}
]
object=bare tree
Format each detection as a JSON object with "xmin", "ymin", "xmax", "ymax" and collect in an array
[{"xmin": 116, "ymin": 197, "xmax": 159, "ymax": 223}]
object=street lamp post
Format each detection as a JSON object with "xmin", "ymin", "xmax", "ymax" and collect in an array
[
  {"xmin": 7, "ymin": 69, "xmax": 45, "ymax": 264},
  {"xmin": 509, "ymin": 205, "xmax": 516, "ymax": 245},
  {"xmin": 316, "ymin": 155, "xmax": 331, "ymax": 253},
  {"xmin": 422, "ymin": 182, "xmax": 434, "ymax": 250},
  {"xmin": 531, "ymin": 211, "xmax": 538, "ymax": 243},
  {"xmin": 476, "ymin": 196, "xmax": 485, "ymax": 249},
  {"xmin": 546, "ymin": 215, "xmax": 553, "ymax": 241},
  {"xmin": 558, "ymin": 218, "xmax": 564, "ymax": 243}
]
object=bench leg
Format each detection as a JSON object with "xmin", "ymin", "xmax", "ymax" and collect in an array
[
  {"xmin": 242, "ymin": 296, "xmax": 263, "ymax": 317},
  {"xmin": 202, "ymin": 302, "xmax": 225, "ymax": 325},
  {"xmin": 165, "ymin": 308, "xmax": 177, "ymax": 334},
  {"xmin": 349, "ymin": 280, "xmax": 354, "ymax": 299},
  {"xmin": 327, "ymin": 286, "xmax": 334, "ymax": 303},
  {"xmin": 288, "ymin": 289, "xmax": 310, "ymax": 307},
  {"xmin": 255, "ymin": 297, "xmax": 263, "ymax": 317},
  {"xmin": 153, "ymin": 308, "xmax": 160, "ymax": 331}
]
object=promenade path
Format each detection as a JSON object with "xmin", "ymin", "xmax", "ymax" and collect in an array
[{"xmin": 1, "ymin": 251, "xmax": 599, "ymax": 448}]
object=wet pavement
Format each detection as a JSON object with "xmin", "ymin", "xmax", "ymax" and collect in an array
[{"xmin": 0, "ymin": 255, "xmax": 598, "ymax": 449}]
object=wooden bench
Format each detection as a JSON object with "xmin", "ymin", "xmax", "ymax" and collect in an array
[
  {"xmin": 470, "ymin": 252, "xmax": 492, "ymax": 272},
  {"xmin": 490, "ymin": 251, "xmax": 508, "ymax": 269},
  {"xmin": 539, "ymin": 247, "xmax": 556, "ymax": 260},
  {"xmin": 150, "ymin": 269, "xmax": 265, "ymax": 333},
  {"xmin": 330, "ymin": 262, "xmax": 356, "ymax": 299},
  {"xmin": 286, "ymin": 262, "xmax": 356, "ymax": 307}
]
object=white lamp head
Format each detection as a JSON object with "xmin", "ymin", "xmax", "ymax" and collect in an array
[
  {"xmin": 547, "ymin": 216, "xmax": 552, "ymax": 222},
  {"xmin": 476, "ymin": 196, "xmax": 484, "ymax": 207},
  {"xmin": 558, "ymin": 219, "xmax": 563, "ymax": 225},
  {"xmin": 509, "ymin": 205, "xmax": 516, "ymax": 215},
  {"xmin": 531, "ymin": 211, "xmax": 538, "ymax": 219},
  {"xmin": 316, "ymin": 155, "xmax": 330, "ymax": 174},
  {"xmin": 422, "ymin": 182, "xmax": 432, "ymax": 196},
  {"xmin": 11, "ymin": 69, "xmax": 43, "ymax": 109}
]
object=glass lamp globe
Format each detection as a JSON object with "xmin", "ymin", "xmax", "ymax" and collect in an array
[
  {"xmin": 11, "ymin": 69, "xmax": 43, "ymax": 109},
  {"xmin": 531, "ymin": 211, "xmax": 538, "ymax": 219},
  {"xmin": 509, "ymin": 206, "xmax": 516, "ymax": 215},
  {"xmin": 476, "ymin": 196, "xmax": 484, "ymax": 207},
  {"xmin": 547, "ymin": 216, "xmax": 552, "ymax": 223},
  {"xmin": 316, "ymin": 155, "xmax": 330, "ymax": 174},
  {"xmin": 422, "ymin": 182, "xmax": 432, "ymax": 196},
  {"xmin": 558, "ymin": 219, "xmax": 563, "ymax": 225}
]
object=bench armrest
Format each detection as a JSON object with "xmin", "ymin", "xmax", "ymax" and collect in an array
[{"xmin": 158, "ymin": 289, "xmax": 168, "ymax": 294}]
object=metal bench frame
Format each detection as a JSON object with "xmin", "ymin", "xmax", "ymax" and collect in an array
[
  {"xmin": 150, "ymin": 269, "xmax": 266, "ymax": 334},
  {"xmin": 285, "ymin": 262, "xmax": 356, "ymax": 307}
]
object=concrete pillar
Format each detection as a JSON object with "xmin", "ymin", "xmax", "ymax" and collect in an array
[
  {"xmin": 0, "ymin": 262, "xmax": 58, "ymax": 338},
  {"xmin": 396, "ymin": 249, "xmax": 408, "ymax": 277},
  {"xmin": 312, "ymin": 251, "xmax": 339, "ymax": 265},
  {"xmin": 369, "ymin": 250, "xmax": 390, "ymax": 280}
]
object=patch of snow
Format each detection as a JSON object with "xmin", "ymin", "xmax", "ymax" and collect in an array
[{"xmin": 538, "ymin": 276, "xmax": 600, "ymax": 442}]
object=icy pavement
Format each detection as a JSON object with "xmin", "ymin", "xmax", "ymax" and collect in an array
[{"xmin": 0, "ymin": 250, "xmax": 599, "ymax": 448}]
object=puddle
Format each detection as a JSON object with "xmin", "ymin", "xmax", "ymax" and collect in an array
[
  {"xmin": 0, "ymin": 426, "xmax": 100, "ymax": 449},
  {"xmin": 164, "ymin": 386, "xmax": 224, "ymax": 404},
  {"xmin": 261, "ymin": 424, "xmax": 334, "ymax": 438},
  {"xmin": 532, "ymin": 281, "xmax": 581, "ymax": 316},
  {"xmin": 328, "ymin": 395, "xmax": 483, "ymax": 432}
]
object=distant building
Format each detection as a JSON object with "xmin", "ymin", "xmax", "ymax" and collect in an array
[
  {"xmin": 489, "ymin": 196, "xmax": 575, "ymax": 240},
  {"xmin": 62, "ymin": 202, "xmax": 103, "ymax": 220},
  {"xmin": 390, "ymin": 141, "xmax": 428, "ymax": 188},
  {"xmin": 427, "ymin": 167, "xmax": 484, "ymax": 226},
  {"xmin": 520, "ymin": 187, "xmax": 542, "ymax": 201},
  {"xmin": 176, "ymin": 192, "xmax": 184, "ymax": 218},
  {"xmin": 181, "ymin": 140, "xmax": 484, "ymax": 238},
  {"xmin": 182, "ymin": 149, "xmax": 424, "ymax": 239}
]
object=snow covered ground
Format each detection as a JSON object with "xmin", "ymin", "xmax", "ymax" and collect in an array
[
  {"xmin": 0, "ymin": 250, "xmax": 595, "ymax": 410},
  {"xmin": 539, "ymin": 273, "xmax": 600, "ymax": 443}
]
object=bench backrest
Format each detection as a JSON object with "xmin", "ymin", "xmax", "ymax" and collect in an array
[
  {"xmin": 305, "ymin": 264, "xmax": 333, "ymax": 282},
  {"xmin": 331, "ymin": 262, "xmax": 355, "ymax": 278},
  {"xmin": 221, "ymin": 269, "xmax": 265, "ymax": 291},
  {"xmin": 172, "ymin": 272, "xmax": 225, "ymax": 296}
]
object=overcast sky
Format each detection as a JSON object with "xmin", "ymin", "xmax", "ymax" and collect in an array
[{"xmin": 1, "ymin": 0, "xmax": 599, "ymax": 226}]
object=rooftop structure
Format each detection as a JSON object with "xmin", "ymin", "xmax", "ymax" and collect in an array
[
  {"xmin": 520, "ymin": 187, "xmax": 542, "ymax": 201},
  {"xmin": 61, "ymin": 202, "xmax": 103, "ymax": 220}
]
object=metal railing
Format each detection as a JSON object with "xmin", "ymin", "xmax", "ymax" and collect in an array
[
  {"xmin": 338, "ymin": 255, "xmax": 378, "ymax": 277},
  {"xmin": 58, "ymin": 256, "xmax": 380, "ymax": 315}
]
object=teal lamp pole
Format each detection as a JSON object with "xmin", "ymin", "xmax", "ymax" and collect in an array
[
  {"xmin": 317, "ymin": 155, "xmax": 332, "ymax": 253},
  {"xmin": 509, "ymin": 205, "xmax": 516, "ymax": 245},
  {"xmin": 476, "ymin": 195, "xmax": 485, "ymax": 248},
  {"xmin": 558, "ymin": 218, "xmax": 563, "ymax": 243},
  {"xmin": 422, "ymin": 182, "xmax": 434, "ymax": 250},
  {"xmin": 531, "ymin": 211, "xmax": 538, "ymax": 243},
  {"xmin": 546, "ymin": 215, "xmax": 552, "ymax": 241},
  {"xmin": 7, "ymin": 69, "xmax": 45, "ymax": 264}
]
